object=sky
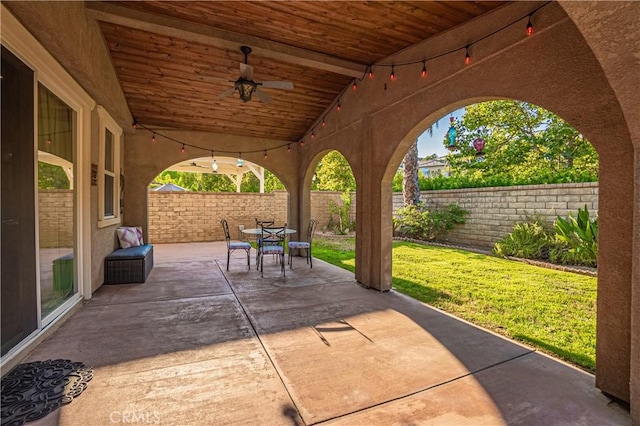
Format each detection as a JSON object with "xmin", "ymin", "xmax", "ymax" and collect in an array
[{"xmin": 416, "ymin": 107, "xmax": 465, "ymax": 158}]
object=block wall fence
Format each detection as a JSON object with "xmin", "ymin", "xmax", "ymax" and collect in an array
[
  {"xmin": 144, "ymin": 183, "xmax": 598, "ymax": 248},
  {"xmin": 147, "ymin": 191, "xmax": 346, "ymax": 243},
  {"xmin": 38, "ymin": 184, "xmax": 598, "ymax": 248},
  {"xmin": 408, "ymin": 182, "xmax": 598, "ymax": 248}
]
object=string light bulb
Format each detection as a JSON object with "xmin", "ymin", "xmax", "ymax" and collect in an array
[
  {"xmin": 212, "ymin": 159, "xmax": 218, "ymax": 173},
  {"xmin": 152, "ymin": 133, "xmax": 156, "ymax": 144},
  {"xmin": 322, "ymin": 118, "xmax": 326, "ymax": 127},
  {"xmin": 390, "ymin": 65, "xmax": 396, "ymax": 81},
  {"xmin": 181, "ymin": 144, "xmax": 185, "ymax": 153},
  {"xmin": 336, "ymin": 101, "xmax": 341, "ymax": 112},
  {"xmin": 311, "ymin": 131, "xmax": 315, "ymax": 139},
  {"xmin": 421, "ymin": 61, "xmax": 427, "ymax": 78},
  {"xmin": 352, "ymin": 81, "xmax": 358, "ymax": 91},
  {"xmin": 464, "ymin": 45, "xmax": 471, "ymax": 65},
  {"xmin": 237, "ymin": 153, "xmax": 243, "ymax": 167},
  {"xmin": 287, "ymin": 144, "xmax": 291, "ymax": 153},
  {"xmin": 300, "ymin": 140, "xmax": 305, "ymax": 147},
  {"xmin": 368, "ymin": 66, "xmax": 374, "ymax": 79},
  {"xmin": 526, "ymin": 16, "xmax": 534, "ymax": 36},
  {"xmin": 47, "ymin": 137, "xmax": 52, "ymax": 145},
  {"xmin": 132, "ymin": 118, "xmax": 138, "ymax": 129}
]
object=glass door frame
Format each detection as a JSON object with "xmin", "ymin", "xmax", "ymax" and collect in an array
[{"xmin": 1, "ymin": 5, "xmax": 95, "ymax": 365}]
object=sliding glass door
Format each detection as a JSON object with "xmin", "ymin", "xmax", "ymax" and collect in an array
[{"xmin": 37, "ymin": 84, "xmax": 77, "ymax": 319}]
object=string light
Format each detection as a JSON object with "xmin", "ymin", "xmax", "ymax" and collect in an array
[
  {"xmin": 212, "ymin": 159, "xmax": 218, "ymax": 173},
  {"xmin": 47, "ymin": 137, "xmax": 52, "ymax": 145},
  {"xmin": 126, "ymin": 3, "xmax": 549, "ymax": 162}
]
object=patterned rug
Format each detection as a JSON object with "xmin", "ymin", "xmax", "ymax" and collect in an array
[{"xmin": 1, "ymin": 359, "xmax": 93, "ymax": 426}]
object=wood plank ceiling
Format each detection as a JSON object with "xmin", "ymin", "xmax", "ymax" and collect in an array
[{"xmin": 90, "ymin": 1, "xmax": 504, "ymax": 142}]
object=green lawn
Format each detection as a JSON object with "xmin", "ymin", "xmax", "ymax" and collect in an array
[{"xmin": 312, "ymin": 236, "xmax": 596, "ymax": 372}]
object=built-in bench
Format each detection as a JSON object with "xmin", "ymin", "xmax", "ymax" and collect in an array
[{"xmin": 104, "ymin": 244, "xmax": 154, "ymax": 285}]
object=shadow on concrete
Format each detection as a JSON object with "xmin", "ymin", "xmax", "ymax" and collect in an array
[{"xmin": 20, "ymin": 242, "xmax": 629, "ymax": 426}]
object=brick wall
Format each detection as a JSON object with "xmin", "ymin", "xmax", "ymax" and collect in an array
[
  {"xmin": 38, "ymin": 190, "xmax": 74, "ymax": 248},
  {"xmin": 310, "ymin": 191, "xmax": 346, "ymax": 232},
  {"xmin": 149, "ymin": 190, "xmax": 343, "ymax": 243},
  {"xmin": 392, "ymin": 182, "xmax": 598, "ymax": 248},
  {"xmin": 147, "ymin": 183, "xmax": 598, "ymax": 248}
]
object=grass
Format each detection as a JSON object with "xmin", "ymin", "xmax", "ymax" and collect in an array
[{"xmin": 312, "ymin": 236, "xmax": 597, "ymax": 372}]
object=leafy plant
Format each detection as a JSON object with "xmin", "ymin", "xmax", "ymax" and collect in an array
[
  {"xmin": 393, "ymin": 203, "xmax": 468, "ymax": 241},
  {"xmin": 552, "ymin": 205, "xmax": 598, "ymax": 266},
  {"xmin": 494, "ymin": 217, "xmax": 553, "ymax": 260},
  {"xmin": 327, "ymin": 190, "xmax": 354, "ymax": 235}
]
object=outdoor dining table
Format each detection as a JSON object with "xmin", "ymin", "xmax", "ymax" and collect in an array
[{"xmin": 241, "ymin": 228, "xmax": 297, "ymax": 235}]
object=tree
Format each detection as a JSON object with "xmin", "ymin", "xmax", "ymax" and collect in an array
[
  {"xmin": 402, "ymin": 140, "xmax": 420, "ymax": 206},
  {"xmin": 314, "ymin": 150, "xmax": 355, "ymax": 192},
  {"xmin": 443, "ymin": 101, "xmax": 598, "ymax": 183},
  {"xmin": 38, "ymin": 162, "xmax": 70, "ymax": 189}
]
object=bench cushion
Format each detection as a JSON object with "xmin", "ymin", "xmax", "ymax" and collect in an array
[{"xmin": 105, "ymin": 244, "xmax": 153, "ymax": 260}]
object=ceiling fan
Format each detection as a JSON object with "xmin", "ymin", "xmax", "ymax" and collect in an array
[{"xmin": 216, "ymin": 46, "xmax": 294, "ymax": 104}]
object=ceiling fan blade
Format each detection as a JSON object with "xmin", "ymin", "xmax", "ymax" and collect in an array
[
  {"xmin": 239, "ymin": 63, "xmax": 254, "ymax": 80},
  {"xmin": 216, "ymin": 87, "xmax": 236, "ymax": 100},
  {"xmin": 259, "ymin": 81, "xmax": 294, "ymax": 90},
  {"xmin": 254, "ymin": 88, "xmax": 272, "ymax": 104}
]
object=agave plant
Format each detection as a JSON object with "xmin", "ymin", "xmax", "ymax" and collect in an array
[{"xmin": 554, "ymin": 205, "xmax": 598, "ymax": 264}]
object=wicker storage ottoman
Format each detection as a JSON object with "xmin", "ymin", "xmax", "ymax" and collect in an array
[{"xmin": 104, "ymin": 244, "xmax": 154, "ymax": 284}]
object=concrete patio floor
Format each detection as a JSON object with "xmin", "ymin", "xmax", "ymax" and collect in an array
[{"xmin": 25, "ymin": 242, "xmax": 629, "ymax": 425}]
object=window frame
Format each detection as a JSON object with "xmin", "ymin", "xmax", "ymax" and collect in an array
[{"xmin": 97, "ymin": 106, "xmax": 122, "ymax": 228}]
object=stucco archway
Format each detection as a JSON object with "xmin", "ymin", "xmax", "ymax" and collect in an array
[{"xmin": 297, "ymin": 2, "xmax": 635, "ymax": 406}]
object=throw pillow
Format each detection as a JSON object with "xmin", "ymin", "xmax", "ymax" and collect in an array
[{"xmin": 117, "ymin": 227, "xmax": 143, "ymax": 249}]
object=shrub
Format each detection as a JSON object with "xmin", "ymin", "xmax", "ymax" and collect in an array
[
  {"xmin": 394, "ymin": 203, "xmax": 468, "ymax": 241},
  {"xmin": 327, "ymin": 191, "xmax": 354, "ymax": 235},
  {"xmin": 494, "ymin": 218, "xmax": 553, "ymax": 260},
  {"xmin": 552, "ymin": 205, "xmax": 598, "ymax": 266}
]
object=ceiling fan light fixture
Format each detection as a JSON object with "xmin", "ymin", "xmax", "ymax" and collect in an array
[{"xmin": 235, "ymin": 78, "xmax": 257, "ymax": 102}]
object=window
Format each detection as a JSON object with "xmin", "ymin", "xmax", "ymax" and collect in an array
[{"xmin": 97, "ymin": 106, "xmax": 122, "ymax": 227}]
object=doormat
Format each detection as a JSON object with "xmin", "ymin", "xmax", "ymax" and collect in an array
[{"xmin": 1, "ymin": 359, "xmax": 93, "ymax": 426}]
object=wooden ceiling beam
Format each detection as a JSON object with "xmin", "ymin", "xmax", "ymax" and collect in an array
[{"xmin": 86, "ymin": 1, "xmax": 367, "ymax": 78}]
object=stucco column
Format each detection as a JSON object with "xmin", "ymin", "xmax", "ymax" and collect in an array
[
  {"xmin": 595, "ymin": 149, "xmax": 634, "ymax": 404},
  {"xmin": 354, "ymin": 116, "xmax": 392, "ymax": 291},
  {"xmin": 288, "ymin": 177, "xmax": 302, "ymax": 241},
  {"xmin": 123, "ymin": 173, "xmax": 149, "ymax": 242},
  {"xmin": 632, "ymin": 149, "xmax": 640, "ymax": 425}
]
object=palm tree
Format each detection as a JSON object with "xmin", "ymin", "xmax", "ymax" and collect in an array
[{"xmin": 402, "ymin": 139, "xmax": 420, "ymax": 206}]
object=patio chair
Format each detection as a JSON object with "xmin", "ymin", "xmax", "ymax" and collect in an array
[
  {"xmin": 258, "ymin": 224, "xmax": 286, "ymax": 278},
  {"xmin": 221, "ymin": 219, "xmax": 251, "ymax": 271},
  {"xmin": 288, "ymin": 219, "xmax": 318, "ymax": 269},
  {"xmin": 254, "ymin": 218, "xmax": 275, "ymax": 268}
]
